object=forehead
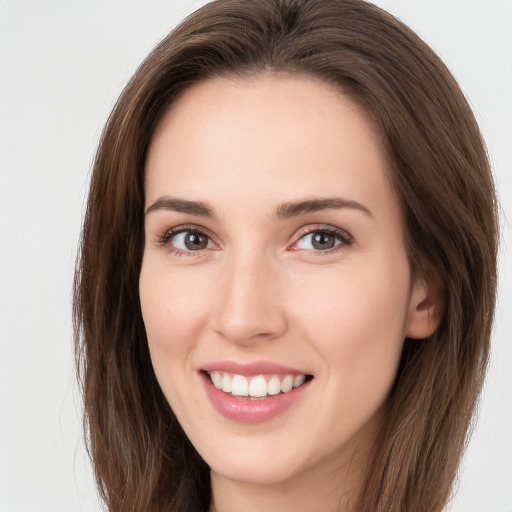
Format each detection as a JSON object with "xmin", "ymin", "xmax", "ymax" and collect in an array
[{"xmin": 145, "ymin": 74, "xmax": 398, "ymax": 222}]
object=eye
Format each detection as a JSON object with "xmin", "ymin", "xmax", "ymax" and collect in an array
[
  {"xmin": 161, "ymin": 228, "xmax": 215, "ymax": 252},
  {"xmin": 294, "ymin": 226, "xmax": 352, "ymax": 252}
]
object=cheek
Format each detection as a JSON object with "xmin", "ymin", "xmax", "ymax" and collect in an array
[
  {"xmin": 139, "ymin": 261, "xmax": 215, "ymax": 421},
  {"xmin": 290, "ymin": 254, "xmax": 411, "ymax": 383},
  {"xmin": 139, "ymin": 261, "xmax": 211, "ymax": 375}
]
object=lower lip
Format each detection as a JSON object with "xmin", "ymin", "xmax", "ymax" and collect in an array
[{"xmin": 200, "ymin": 372, "xmax": 312, "ymax": 424}]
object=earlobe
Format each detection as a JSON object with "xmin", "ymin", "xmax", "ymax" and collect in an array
[{"xmin": 405, "ymin": 277, "xmax": 444, "ymax": 340}]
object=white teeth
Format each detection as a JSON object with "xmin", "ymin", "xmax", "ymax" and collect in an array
[
  {"xmin": 221, "ymin": 373, "xmax": 232, "ymax": 393},
  {"xmin": 280, "ymin": 375, "xmax": 294, "ymax": 393},
  {"xmin": 208, "ymin": 371, "xmax": 308, "ymax": 398},
  {"xmin": 249, "ymin": 375, "xmax": 267, "ymax": 397},
  {"xmin": 231, "ymin": 375, "xmax": 249, "ymax": 396},
  {"xmin": 293, "ymin": 375, "xmax": 305, "ymax": 388},
  {"xmin": 211, "ymin": 371, "xmax": 222, "ymax": 389},
  {"xmin": 267, "ymin": 375, "xmax": 281, "ymax": 395}
]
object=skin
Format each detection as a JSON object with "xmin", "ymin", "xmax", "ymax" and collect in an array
[{"xmin": 139, "ymin": 74, "xmax": 438, "ymax": 512}]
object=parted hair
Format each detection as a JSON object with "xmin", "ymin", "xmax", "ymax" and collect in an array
[{"xmin": 74, "ymin": 1, "xmax": 498, "ymax": 511}]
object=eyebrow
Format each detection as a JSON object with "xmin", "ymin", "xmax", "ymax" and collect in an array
[
  {"xmin": 145, "ymin": 197, "xmax": 216, "ymax": 217},
  {"xmin": 145, "ymin": 196, "xmax": 372, "ymax": 219},
  {"xmin": 274, "ymin": 197, "xmax": 373, "ymax": 219}
]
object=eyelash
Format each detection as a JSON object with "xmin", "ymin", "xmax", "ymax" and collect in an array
[
  {"xmin": 292, "ymin": 224, "xmax": 353, "ymax": 255},
  {"xmin": 156, "ymin": 224, "xmax": 216, "ymax": 258},
  {"xmin": 156, "ymin": 223, "xmax": 353, "ymax": 257}
]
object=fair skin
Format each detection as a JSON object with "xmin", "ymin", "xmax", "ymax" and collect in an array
[{"xmin": 139, "ymin": 74, "xmax": 437, "ymax": 512}]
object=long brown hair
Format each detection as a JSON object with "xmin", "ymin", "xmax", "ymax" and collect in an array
[{"xmin": 74, "ymin": 1, "xmax": 498, "ymax": 510}]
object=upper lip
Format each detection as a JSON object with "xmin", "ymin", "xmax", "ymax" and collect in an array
[{"xmin": 200, "ymin": 360, "xmax": 311, "ymax": 377}]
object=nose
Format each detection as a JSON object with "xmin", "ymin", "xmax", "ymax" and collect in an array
[{"xmin": 210, "ymin": 250, "xmax": 288, "ymax": 346}]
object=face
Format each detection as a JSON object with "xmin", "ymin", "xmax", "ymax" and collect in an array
[{"xmin": 140, "ymin": 75, "xmax": 429, "ymax": 490}]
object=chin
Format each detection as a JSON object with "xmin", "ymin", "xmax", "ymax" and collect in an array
[{"xmin": 209, "ymin": 456, "xmax": 304, "ymax": 486}]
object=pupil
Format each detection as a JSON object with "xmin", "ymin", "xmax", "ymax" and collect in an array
[
  {"xmin": 185, "ymin": 232, "xmax": 207, "ymax": 250},
  {"xmin": 312, "ymin": 232, "xmax": 334, "ymax": 250}
]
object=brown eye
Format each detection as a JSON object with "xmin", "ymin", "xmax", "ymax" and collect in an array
[
  {"xmin": 295, "ymin": 228, "xmax": 351, "ymax": 252},
  {"xmin": 170, "ymin": 230, "xmax": 212, "ymax": 251},
  {"xmin": 184, "ymin": 232, "xmax": 208, "ymax": 250}
]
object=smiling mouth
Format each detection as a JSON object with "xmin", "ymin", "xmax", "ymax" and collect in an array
[{"xmin": 204, "ymin": 371, "xmax": 313, "ymax": 400}]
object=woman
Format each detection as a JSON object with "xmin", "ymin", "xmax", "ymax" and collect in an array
[{"xmin": 74, "ymin": 1, "xmax": 498, "ymax": 511}]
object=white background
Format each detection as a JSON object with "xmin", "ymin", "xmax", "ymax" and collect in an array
[{"xmin": 0, "ymin": 1, "xmax": 510, "ymax": 511}]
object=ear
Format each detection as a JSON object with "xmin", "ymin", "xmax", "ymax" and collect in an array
[{"xmin": 405, "ymin": 275, "xmax": 444, "ymax": 340}]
